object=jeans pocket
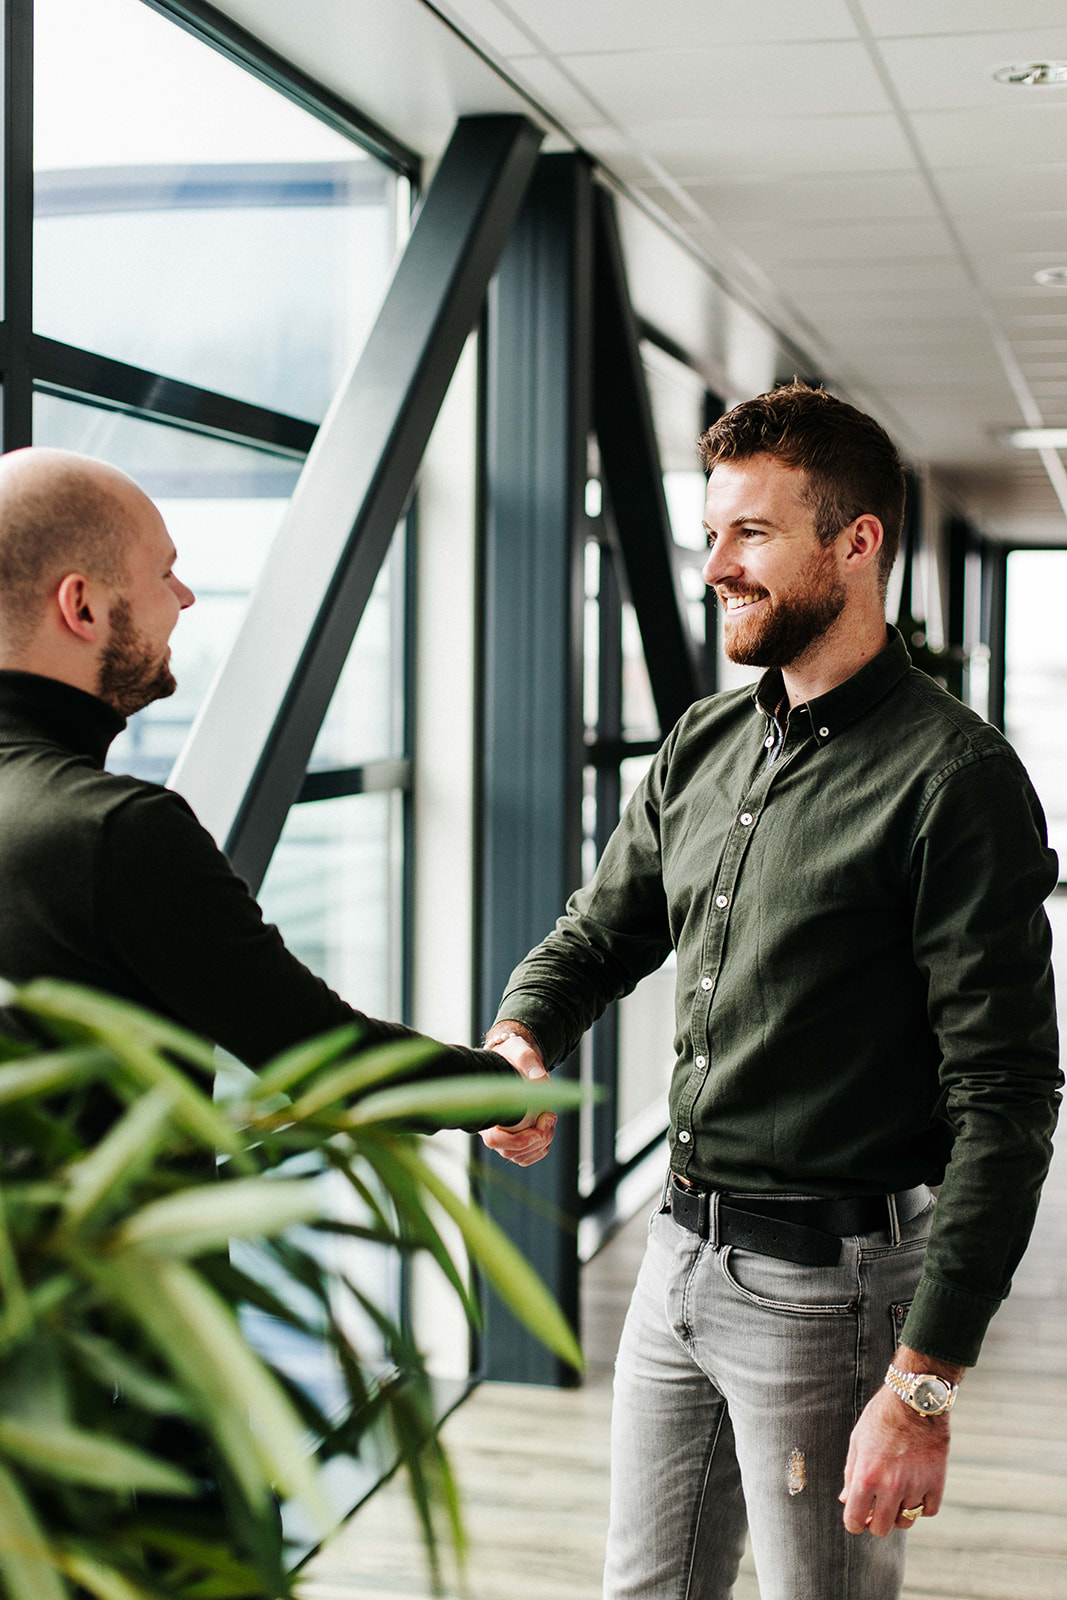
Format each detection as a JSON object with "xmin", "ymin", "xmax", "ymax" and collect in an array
[
  {"xmin": 718, "ymin": 1245, "xmax": 859, "ymax": 1316},
  {"xmin": 890, "ymin": 1299, "xmax": 912, "ymax": 1346}
]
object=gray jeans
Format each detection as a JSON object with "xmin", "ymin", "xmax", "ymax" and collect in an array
[{"xmin": 603, "ymin": 1192, "xmax": 934, "ymax": 1600}]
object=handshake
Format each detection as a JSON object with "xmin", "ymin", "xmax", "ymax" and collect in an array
[{"xmin": 479, "ymin": 1022, "xmax": 558, "ymax": 1167}]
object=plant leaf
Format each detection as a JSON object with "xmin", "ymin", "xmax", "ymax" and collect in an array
[
  {"xmin": 245, "ymin": 1024, "xmax": 364, "ymax": 1097},
  {"xmin": 58, "ymin": 1552, "xmax": 158, "ymax": 1600},
  {"xmin": 106, "ymin": 1255, "xmax": 334, "ymax": 1533},
  {"xmin": 387, "ymin": 1140, "xmax": 584, "ymax": 1372},
  {"xmin": 0, "ymin": 1418, "xmax": 196, "ymax": 1495},
  {"xmin": 0, "ymin": 1048, "xmax": 110, "ymax": 1108},
  {"xmin": 339, "ymin": 1074, "xmax": 586, "ymax": 1129},
  {"xmin": 60, "ymin": 1331, "xmax": 191, "ymax": 1418},
  {"xmin": 114, "ymin": 1177, "xmax": 326, "ymax": 1257},
  {"xmin": 0, "ymin": 1456, "xmax": 69, "ymax": 1600},
  {"xmin": 62, "ymin": 1086, "xmax": 177, "ymax": 1228},
  {"xmin": 15, "ymin": 982, "xmax": 218, "ymax": 1075},
  {"xmin": 282, "ymin": 1038, "xmax": 447, "ymax": 1120}
]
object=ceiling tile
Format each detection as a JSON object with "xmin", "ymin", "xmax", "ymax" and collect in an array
[
  {"xmin": 719, "ymin": 217, "xmax": 955, "ymax": 261},
  {"xmin": 504, "ymin": 54, "xmax": 606, "ymax": 123},
  {"xmin": 879, "ymin": 29, "xmax": 1067, "ymax": 111},
  {"xmin": 490, "ymin": 0, "xmax": 857, "ymax": 54},
  {"xmin": 683, "ymin": 171, "xmax": 936, "ymax": 224},
  {"xmin": 860, "ymin": 0, "xmax": 1067, "ymax": 38},
  {"xmin": 935, "ymin": 165, "xmax": 1067, "ymax": 213},
  {"xmin": 557, "ymin": 41, "xmax": 890, "ymax": 122},
  {"xmin": 911, "ymin": 105, "xmax": 1067, "ymax": 167},
  {"xmin": 769, "ymin": 257, "xmax": 973, "ymax": 295},
  {"xmin": 433, "ymin": 0, "xmax": 535, "ymax": 57},
  {"xmin": 951, "ymin": 213, "xmax": 1067, "ymax": 254},
  {"xmin": 625, "ymin": 113, "xmax": 914, "ymax": 181}
]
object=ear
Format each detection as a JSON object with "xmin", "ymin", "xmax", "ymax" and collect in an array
[
  {"xmin": 55, "ymin": 573, "xmax": 103, "ymax": 643},
  {"xmin": 839, "ymin": 514, "xmax": 884, "ymax": 576}
]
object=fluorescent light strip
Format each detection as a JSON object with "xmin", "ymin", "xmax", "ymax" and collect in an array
[{"xmin": 1005, "ymin": 429, "xmax": 1067, "ymax": 449}]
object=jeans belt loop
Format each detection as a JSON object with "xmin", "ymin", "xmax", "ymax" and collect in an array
[
  {"xmin": 708, "ymin": 1189, "xmax": 721, "ymax": 1249},
  {"xmin": 886, "ymin": 1189, "xmax": 901, "ymax": 1247}
]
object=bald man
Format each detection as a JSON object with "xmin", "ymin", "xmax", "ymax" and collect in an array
[{"xmin": 0, "ymin": 447, "xmax": 549, "ymax": 1135}]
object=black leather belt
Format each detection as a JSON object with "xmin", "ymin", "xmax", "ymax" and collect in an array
[{"xmin": 668, "ymin": 1178, "xmax": 930, "ymax": 1267}]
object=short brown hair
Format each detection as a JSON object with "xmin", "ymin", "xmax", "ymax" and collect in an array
[{"xmin": 698, "ymin": 381, "xmax": 906, "ymax": 591}]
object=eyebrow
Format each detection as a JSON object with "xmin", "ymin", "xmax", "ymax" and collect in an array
[{"xmin": 702, "ymin": 514, "xmax": 780, "ymax": 532}]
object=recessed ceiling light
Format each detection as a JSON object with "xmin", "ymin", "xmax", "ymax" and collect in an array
[
  {"xmin": 1034, "ymin": 267, "xmax": 1067, "ymax": 287},
  {"xmin": 1004, "ymin": 428, "xmax": 1067, "ymax": 449},
  {"xmin": 993, "ymin": 61, "xmax": 1067, "ymax": 87}
]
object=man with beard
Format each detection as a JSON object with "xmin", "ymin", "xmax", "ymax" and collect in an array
[
  {"xmin": 0, "ymin": 446, "xmax": 542, "ymax": 1111},
  {"xmin": 480, "ymin": 383, "xmax": 1060, "ymax": 1599}
]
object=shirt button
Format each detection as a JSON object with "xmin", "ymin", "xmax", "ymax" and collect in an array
[
  {"xmin": 715, "ymin": 893, "xmax": 729, "ymax": 909},
  {"xmin": 700, "ymin": 976, "xmax": 713, "ymax": 991},
  {"xmin": 678, "ymin": 1130, "xmax": 692, "ymax": 1143},
  {"xmin": 819, "ymin": 726, "xmax": 829, "ymax": 737},
  {"xmin": 695, "ymin": 1055, "xmax": 707, "ymax": 1068},
  {"xmin": 764, "ymin": 735, "xmax": 774, "ymax": 748},
  {"xmin": 739, "ymin": 812, "xmax": 753, "ymax": 826}
]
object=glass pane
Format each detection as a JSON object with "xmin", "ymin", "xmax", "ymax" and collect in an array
[
  {"xmin": 622, "ymin": 602, "xmax": 658, "ymax": 741},
  {"xmin": 1005, "ymin": 550, "xmax": 1067, "ymax": 876},
  {"xmin": 33, "ymin": 391, "xmax": 300, "ymax": 783},
  {"xmin": 616, "ymin": 955, "xmax": 674, "ymax": 1163},
  {"xmin": 34, "ymin": 0, "xmax": 398, "ymax": 421},
  {"xmin": 308, "ymin": 525, "xmax": 406, "ymax": 771},
  {"xmin": 257, "ymin": 791, "xmax": 402, "ymax": 1019}
]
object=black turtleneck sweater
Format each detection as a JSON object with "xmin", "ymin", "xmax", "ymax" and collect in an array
[{"xmin": 0, "ymin": 670, "xmax": 505, "ymax": 1098}]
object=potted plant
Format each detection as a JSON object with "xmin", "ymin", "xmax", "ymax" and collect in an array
[{"xmin": 0, "ymin": 979, "xmax": 583, "ymax": 1599}]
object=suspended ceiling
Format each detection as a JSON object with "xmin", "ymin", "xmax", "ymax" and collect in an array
[{"xmin": 217, "ymin": 0, "xmax": 1067, "ymax": 544}]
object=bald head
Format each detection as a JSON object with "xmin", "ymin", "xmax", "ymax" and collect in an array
[{"xmin": 0, "ymin": 448, "xmax": 150, "ymax": 653}]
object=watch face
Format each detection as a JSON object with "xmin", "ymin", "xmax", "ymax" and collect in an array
[{"xmin": 913, "ymin": 1377, "xmax": 949, "ymax": 1412}]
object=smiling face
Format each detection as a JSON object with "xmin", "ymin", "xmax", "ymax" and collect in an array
[
  {"xmin": 702, "ymin": 453, "xmax": 848, "ymax": 671},
  {"xmin": 96, "ymin": 484, "xmax": 194, "ymax": 717}
]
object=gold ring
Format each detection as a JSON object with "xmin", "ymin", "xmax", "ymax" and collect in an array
[{"xmin": 900, "ymin": 1505, "xmax": 924, "ymax": 1522}]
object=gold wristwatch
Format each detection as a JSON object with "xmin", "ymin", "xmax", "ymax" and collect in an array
[{"xmin": 883, "ymin": 1363, "xmax": 958, "ymax": 1417}]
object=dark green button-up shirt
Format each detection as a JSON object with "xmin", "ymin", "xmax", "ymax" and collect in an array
[{"xmin": 496, "ymin": 630, "xmax": 1061, "ymax": 1364}]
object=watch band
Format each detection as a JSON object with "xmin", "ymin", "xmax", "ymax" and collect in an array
[{"xmin": 884, "ymin": 1362, "xmax": 958, "ymax": 1417}]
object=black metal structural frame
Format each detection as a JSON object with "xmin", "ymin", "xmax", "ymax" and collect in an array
[{"xmin": 477, "ymin": 167, "xmax": 718, "ymax": 1381}]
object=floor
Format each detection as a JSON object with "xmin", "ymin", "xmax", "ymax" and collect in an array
[{"xmin": 301, "ymin": 904, "xmax": 1067, "ymax": 1600}]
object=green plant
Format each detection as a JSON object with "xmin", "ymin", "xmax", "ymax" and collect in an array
[{"xmin": 0, "ymin": 979, "xmax": 585, "ymax": 1600}]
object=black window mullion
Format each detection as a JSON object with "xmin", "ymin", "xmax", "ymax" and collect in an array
[
  {"xmin": 141, "ymin": 0, "xmax": 418, "ymax": 179},
  {"xmin": 3, "ymin": 0, "xmax": 34, "ymax": 450},
  {"xmin": 32, "ymin": 339, "xmax": 317, "ymax": 458}
]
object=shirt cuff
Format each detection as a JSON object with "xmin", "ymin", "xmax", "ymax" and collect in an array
[{"xmin": 900, "ymin": 1272, "xmax": 1002, "ymax": 1368}]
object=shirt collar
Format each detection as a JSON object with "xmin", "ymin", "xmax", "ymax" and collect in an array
[
  {"xmin": 0, "ymin": 671, "xmax": 127, "ymax": 767},
  {"xmin": 752, "ymin": 627, "xmax": 912, "ymax": 748}
]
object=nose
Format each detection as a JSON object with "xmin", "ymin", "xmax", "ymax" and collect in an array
[
  {"xmin": 702, "ymin": 534, "xmax": 742, "ymax": 590},
  {"xmin": 176, "ymin": 576, "xmax": 195, "ymax": 609}
]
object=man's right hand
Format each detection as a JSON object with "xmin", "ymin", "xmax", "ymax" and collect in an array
[{"xmin": 479, "ymin": 1026, "xmax": 557, "ymax": 1167}]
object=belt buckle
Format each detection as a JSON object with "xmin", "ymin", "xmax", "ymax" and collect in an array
[{"xmin": 671, "ymin": 1177, "xmax": 710, "ymax": 1238}]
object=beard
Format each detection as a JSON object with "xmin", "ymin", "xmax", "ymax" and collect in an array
[
  {"xmin": 720, "ymin": 542, "xmax": 846, "ymax": 670},
  {"xmin": 97, "ymin": 597, "xmax": 177, "ymax": 718}
]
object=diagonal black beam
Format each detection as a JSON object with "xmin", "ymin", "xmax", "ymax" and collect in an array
[
  {"xmin": 592, "ymin": 186, "xmax": 707, "ymax": 729},
  {"xmin": 225, "ymin": 115, "xmax": 543, "ymax": 889}
]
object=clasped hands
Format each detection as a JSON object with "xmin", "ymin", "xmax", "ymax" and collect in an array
[{"xmin": 479, "ymin": 1025, "xmax": 557, "ymax": 1167}]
